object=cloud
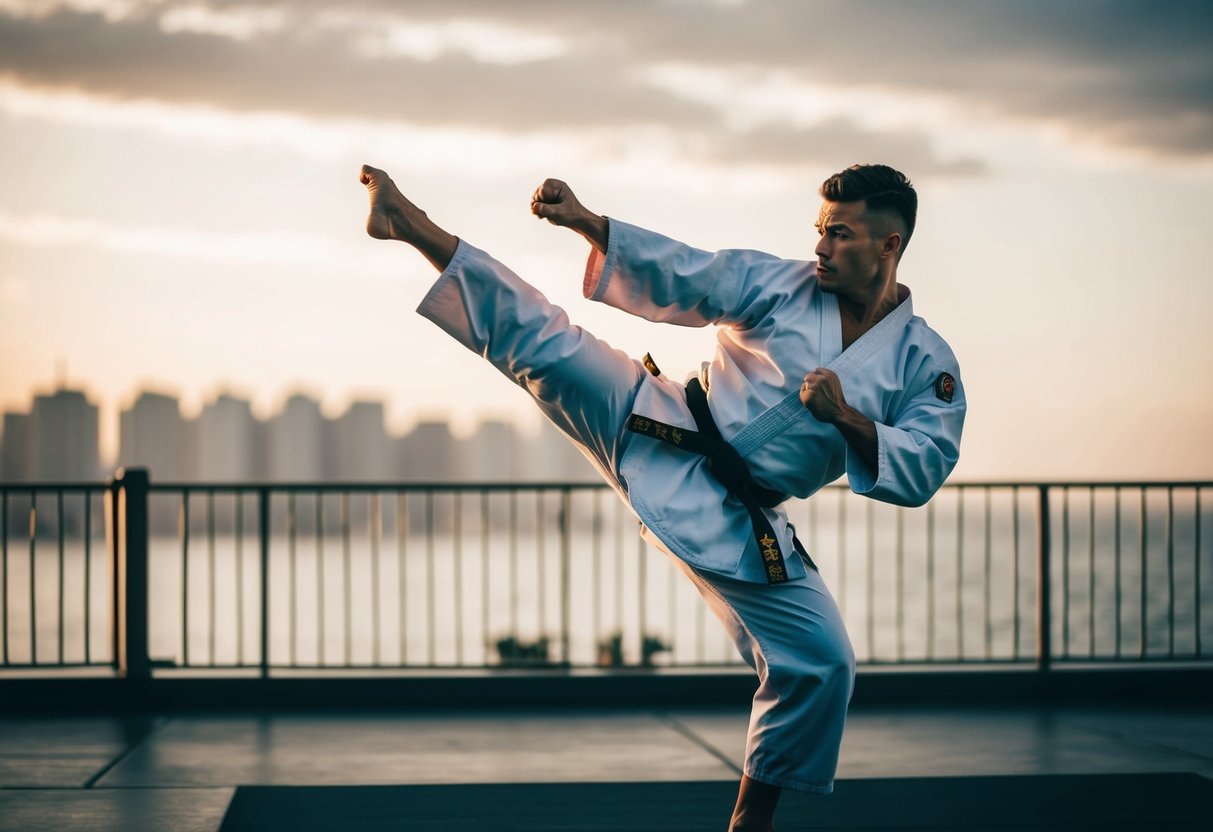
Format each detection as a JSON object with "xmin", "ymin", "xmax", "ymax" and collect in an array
[
  {"xmin": 0, "ymin": 210, "xmax": 346, "ymax": 265},
  {"xmin": 1, "ymin": 0, "xmax": 1208, "ymax": 167},
  {"xmin": 0, "ymin": 7, "xmax": 715, "ymax": 130},
  {"xmin": 693, "ymin": 119, "xmax": 985, "ymax": 176}
]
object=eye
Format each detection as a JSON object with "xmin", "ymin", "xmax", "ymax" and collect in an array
[{"xmin": 831, "ymin": 230, "xmax": 847, "ymax": 239}]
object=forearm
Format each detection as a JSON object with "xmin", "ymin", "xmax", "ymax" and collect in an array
[
  {"xmin": 571, "ymin": 211, "xmax": 609, "ymax": 254},
  {"xmin": 830, "ymin": 406, "xmax": 879, "ymax": 478}
]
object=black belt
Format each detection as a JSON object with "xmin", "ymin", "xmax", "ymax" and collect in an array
[{"xmin": 626, "ymin": 362, "xmax": 816, "ymax": 584}]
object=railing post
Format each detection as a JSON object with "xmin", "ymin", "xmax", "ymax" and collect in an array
[
  {"xmin": 259, "ymin": 488, "xmax": 271, "ymax": 678},
  {"xmin": 1036, "ymin": 485, "xmax": 1052, "ymax": 673},
  {"xmin": 560, "ymin": 488, "xmax": 572, "ymax": 666},
  {"xmin": 110, "ymin": 468, "xmax": 151, "ymax": 680}
]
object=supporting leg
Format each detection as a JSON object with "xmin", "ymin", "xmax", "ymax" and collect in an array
[
  {"xmin": 729, "ymin": 774, "xmax": 781, "ymax": 832},
  {"xmin": 674, "ymin": 559, "xmax": 855, "ymax": 815}
]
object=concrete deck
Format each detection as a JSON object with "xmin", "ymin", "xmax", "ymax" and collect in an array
[{"xmin": 2, "ymin": 702, "xmax": 1211, "ymax": 830}]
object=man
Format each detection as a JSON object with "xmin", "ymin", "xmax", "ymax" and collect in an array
[{"xmin": 360, "ymin": 162, "xmax": 965, "ymax": 832}]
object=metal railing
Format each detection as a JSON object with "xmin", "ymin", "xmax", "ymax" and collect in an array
[
  {"xmin": 0, "ymin": 483, "xmax": 109, "ymax": 670},
  {"xmin": 1, "ymin": 471, "xmax": 1208, "ymax": 676}
]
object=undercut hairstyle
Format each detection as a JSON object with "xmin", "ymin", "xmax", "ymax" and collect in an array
[{"xmin": 820, "ymin": 164, "xmax": 917, "ymax": 252}]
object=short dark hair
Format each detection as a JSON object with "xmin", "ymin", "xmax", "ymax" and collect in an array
[{"xmin": 819, "ymin": 164, "xmax": 917, "ymax": 251}]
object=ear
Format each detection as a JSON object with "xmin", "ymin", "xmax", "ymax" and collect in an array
[{"xmin": 880, "ymin": 232, "xmax": 903, "ymax": 259}]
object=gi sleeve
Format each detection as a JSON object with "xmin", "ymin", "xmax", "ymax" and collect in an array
[
  {"xmin": 583, "ymin": 218, "xmax": 793, "ymax": 329},
  {"xmin": 846, "ymin": 367, "xmax": 967, "ymax": 507}
]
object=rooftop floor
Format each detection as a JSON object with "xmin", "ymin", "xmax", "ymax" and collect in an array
[{"xmin": 2, "ymin": 700, "xmax": 1211, "ymax": 830}]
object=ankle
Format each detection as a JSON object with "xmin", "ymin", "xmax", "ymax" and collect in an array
[
  {"xmin": 729, "ymin": 810, "xmax": 775, "ymax": 832},
  {"xmin": 385, "ymin": 202, "xmax": 421, "ymax": 244},
  {"xmin": 728, "ymin": 820, "xmax": 774, "ymax": 832}
]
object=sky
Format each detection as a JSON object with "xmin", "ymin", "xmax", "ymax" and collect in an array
[{"xmin": 0, "ymin": 0, "xmax": 1211, "ymax": 481}]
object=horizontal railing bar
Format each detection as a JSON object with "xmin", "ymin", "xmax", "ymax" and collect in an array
[
  {"xmin": 0, "ymin": 485, "xmax": 110, "ymax": 493},
  {"xmin": 0, "ymin": 662, "xmax": 113, "ymax": 669},
  {"xmin": 151, "ymin": 482, "xmax": 612, "ymax": 493},
  {"xmin": 2, "ymin": 480, "xmax": 1209, "ymax": 494}
]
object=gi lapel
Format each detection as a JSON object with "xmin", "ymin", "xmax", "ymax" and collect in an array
[
  {"xmin": 729, "ymin": 291, "xmax": 914, "ymax": 458},
  {"xmin": 825, "ymin": 291, "xmax": 914, "ymax": 384}
]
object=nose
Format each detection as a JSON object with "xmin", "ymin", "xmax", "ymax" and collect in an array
[{"xmin": 815, "ymin": 234, "xmax": 830, "ymax": 261}]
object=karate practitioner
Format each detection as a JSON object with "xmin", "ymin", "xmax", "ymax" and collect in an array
[{"xmin": 360, "ymin": 162, "xmax": 965, "ymax": 832}]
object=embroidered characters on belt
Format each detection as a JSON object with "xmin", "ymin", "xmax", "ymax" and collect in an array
[
  {"xmin": 628, "ymin": 415, "xmax": 686, "ymax": 448},
  {"xmin": 759, "ymin": 535, "xmax": 787, "ymax": 581}
]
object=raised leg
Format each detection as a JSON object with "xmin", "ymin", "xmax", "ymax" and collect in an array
[{"xmin": 362, "ymin": 165, "xmax": 646, "ymax": 489}]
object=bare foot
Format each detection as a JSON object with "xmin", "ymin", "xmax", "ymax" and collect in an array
[
  {"xmin": 359, "ymin": 164, "xmax": 421, "ymax": 241},
  {"xmin": 359, "ymin": 164, "xmax": 459, "ymax": 271}
]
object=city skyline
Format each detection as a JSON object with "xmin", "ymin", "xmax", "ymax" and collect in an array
[{"xmin": 0, "ymin": 378, "xmax": 596, "ymax": 483}]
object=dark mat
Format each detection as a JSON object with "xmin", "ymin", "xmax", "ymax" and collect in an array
[{"xmin": 219, "ymin": 773, "xmax": 1213, "ymax": 831}]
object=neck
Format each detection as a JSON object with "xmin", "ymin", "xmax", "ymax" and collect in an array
[{"xmin": 837, "ymin": 269, "xmax": 902, "ymax": 326}]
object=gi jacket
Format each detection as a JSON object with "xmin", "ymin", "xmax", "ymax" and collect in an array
[{"xmin": 585, "ymin": 219, "xmax": 966, "ymax": 584}]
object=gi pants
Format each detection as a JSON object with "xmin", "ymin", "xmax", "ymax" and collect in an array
[{"xmin": 418, "ymin": 239, "xmax": 855, "ymax": 794}]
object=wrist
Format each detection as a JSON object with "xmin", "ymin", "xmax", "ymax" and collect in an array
[
  {"xmin": 575, "ymin": 213, "xmax": 609, "ymax": 253},
  {"xmin": 830, "ymin": 404, "xmax": 862, "ymax": 429}
]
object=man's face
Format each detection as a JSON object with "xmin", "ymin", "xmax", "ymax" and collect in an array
[{"xmin": 813, "ymin": 200, "xmax": 884, "ymax": 295}]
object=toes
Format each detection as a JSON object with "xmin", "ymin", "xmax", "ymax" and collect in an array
[{"xmin": 359, "ymin": 164, "xmax": 382, "ymax": 184}]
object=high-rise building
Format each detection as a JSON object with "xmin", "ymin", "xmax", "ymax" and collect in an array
[
  {"xmin": 399, "ymin": 420, "xmax": 457, "ymax": 482},
  {"xmin": 463, "ymin": 419, "xmax": 522, "ymax": 481},
  {"xmin": 326, "ymin": 400, "xmax": 392, "ymax": 481},
  {"xmin": 267, "ymin": 392, "xmax": 324, "ymax": 481},
  {"xmin": 119, "ymin": 390, "xmax": 185, "ymax": 481},
  {"xmin": 525, "ymin": 418, "xmax": 597, "ymax": 483},
  {"xmin": 1, "ymin": 412, "xmax": 30, "ymax": 481},
  {"xmin": 29, "ymin": 388, "xmax": 100, "ymax": 481},
  {"xmin": 192, "ymin": 392, "xmax": 257, "ymax": 481}
]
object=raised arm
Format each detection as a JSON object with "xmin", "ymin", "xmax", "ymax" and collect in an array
[
  {"xmin": 531, "ymin": 177, "xmax": 800, "ymax": 329},
  {"xmin": 530, "ymin": 178, "xmax": 609, "ymax": 254}
]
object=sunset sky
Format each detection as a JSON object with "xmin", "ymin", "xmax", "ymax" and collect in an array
[{"xmin": 0, "ymin": 0, "xmax": 1210, "ymax": 480}]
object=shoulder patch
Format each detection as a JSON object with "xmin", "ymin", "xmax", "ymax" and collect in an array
[{"xmin": 934, "ymin": 372, "xmax": 955, "ymax": 403}]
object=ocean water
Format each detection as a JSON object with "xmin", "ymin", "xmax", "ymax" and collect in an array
[{"xmin": 2, "ymin": 485, "xmax": 1210, "ymax": 669}]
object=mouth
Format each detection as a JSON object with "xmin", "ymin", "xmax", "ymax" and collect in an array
[{"xmin": 816, "ymin": 265, "xmax": 832, "ymax": 277}]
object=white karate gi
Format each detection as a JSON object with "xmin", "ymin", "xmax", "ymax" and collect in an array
[{"xmin": 417, "ymin": 218, "xmax": 966, "ymax": 793}]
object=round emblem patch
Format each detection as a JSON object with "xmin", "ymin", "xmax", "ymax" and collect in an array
[{"xmin": 935, "ymin": 372, "xmax": 955, "ymax": 403}]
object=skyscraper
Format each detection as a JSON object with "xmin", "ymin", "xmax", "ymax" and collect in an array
[
  {"xmin": 399, "ymin": 420, "xmax": 457, "ymax": 482},
  {"xmin": 30, "ymin": 388, "xmax": 100, "ymax": 481},
  {"xmin": 326, "ymin": 400, "xmax": 392, "ymax": 481},
  {"xmin": 119, "ymin": 390, "xmax": 185, "ymax": 481},
  {"xmin": 463, "ymin": 419, "xmax": 522, "ymax": 481},
  {"xmin": 1, "ymin": 412, "xmax": 30, "ymax": 481},
  {"xmin": 192, "ymin": 392, "xmax": 257, "ymax": 481},
  {"xmin": 526, "ymin": 418, "xmax": 597, "ymax": 483},
  {"xmin": 267, "ymin": 392, "xmax": 324, "ymax": 481}
]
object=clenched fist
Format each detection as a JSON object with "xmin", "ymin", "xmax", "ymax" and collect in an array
[
  {"xmin": 800, "ymin": 368, "xmax": 848, "ymax": 424},
  {"xmin": 530, "ymin": 179, "xmax": 587, "ymax": 228},
  {"xmin": 530, "ymin": 178, "xmax": 609, "ymax": 253}
]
